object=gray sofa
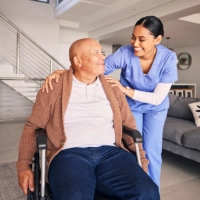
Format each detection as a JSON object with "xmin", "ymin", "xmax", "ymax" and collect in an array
[{"xmin": 163, "ymin": 94, "xmax": 200, "ymax": 163}]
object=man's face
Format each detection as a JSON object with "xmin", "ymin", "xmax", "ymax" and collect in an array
[{"xmin": 80, "ymin": 40, "xmax": 105, "ymax": 76}]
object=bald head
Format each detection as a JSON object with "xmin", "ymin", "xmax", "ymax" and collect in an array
[
  {"xmin": 68, "ymin": 38, "xmax": 105, "ymax": 84},
  {"xmin": 69, "ymin": 38, "xmax": 98, "ymax": 65}
]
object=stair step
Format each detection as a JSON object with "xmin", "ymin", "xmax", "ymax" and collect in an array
[
  {"xmin": 0, "ymin": 101, "xmax": 34, "ymax": 106},
  {"xmin": 0, "ymin": 57, "xmax": 39, "ymax": 103},
  {"xmin": 8, "ymin": 87, "xmax": 38, "ymax": 92},
  {"xmin": 2, "ymin": 80, "xmax": 38, "ymax": 87}
]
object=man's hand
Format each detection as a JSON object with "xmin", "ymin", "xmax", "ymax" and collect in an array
[
  {"xmin": 18, "ymin": 170, "xmax": 34, "ymax": 195},
  {"xmin": 41, "ymin": 70, "xmax": 64, "ymax": 93}
]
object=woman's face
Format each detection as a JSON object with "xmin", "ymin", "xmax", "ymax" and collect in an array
[{"xmin": 131, "ymin": 25, "xmax": 162, "ymax": 58}]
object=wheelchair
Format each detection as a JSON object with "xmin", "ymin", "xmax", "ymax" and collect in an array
[{"xmin": 27, "ymin": 126, "xmax": 143, "ymax": 200}]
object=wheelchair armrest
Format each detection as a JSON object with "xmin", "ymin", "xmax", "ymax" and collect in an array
[
  {"xmin": 34, "ymin": 129, "xmax": 47, "ymax": 199},
  {"xmin": 36, "ymin": 128, "xmax": 47, "ymax": 150},
  {"xmin": 122, "ymin": 126, "xmax": 142, "ymax": 143},
  {"xmin": 123, "ymin": 126, "xmax": 143, "ymax": 167}
]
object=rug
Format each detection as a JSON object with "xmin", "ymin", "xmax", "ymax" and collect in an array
[{"xmin": 0, "ymin": 161, "xmax": 26, "ymax": 200}]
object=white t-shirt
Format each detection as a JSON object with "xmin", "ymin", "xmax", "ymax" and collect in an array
[{"xmin": 62, "ymin": 76, "xmax": 116, "ymax": 150}]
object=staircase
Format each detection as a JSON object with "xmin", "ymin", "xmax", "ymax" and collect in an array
[
  {"xmin": 0, "ymin": 80, "xmax": 34, "ymax": 122},
  {"xmin": 0, "ymin": 13, "xmax": 66, "ymax": 121},
  {"xmin": 0, "ymin": 57, "xmax": 38, "ymax": 102}
]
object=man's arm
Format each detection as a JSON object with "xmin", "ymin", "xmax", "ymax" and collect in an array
[
  {"xmin": 17, "ymin": 80, "xmax": 60, "ymax": 194},
  {"xmin": 17, "ymin": 89, "xmax": 53, "ymax": 174}
]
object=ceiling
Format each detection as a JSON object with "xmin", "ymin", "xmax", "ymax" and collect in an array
[{"xmin": 54, "ymin": 0, "xmax": 200, "ymax": 49}]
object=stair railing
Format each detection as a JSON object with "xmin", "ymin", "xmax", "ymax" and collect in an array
[{"xmin": 0, "ymin": 13, "xmax": 66, "ymax": 78}]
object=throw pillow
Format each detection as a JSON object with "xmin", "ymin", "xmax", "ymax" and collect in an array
[{"xmin": 188, "ymin": 102, "xmax": 200, "ymax": 127}]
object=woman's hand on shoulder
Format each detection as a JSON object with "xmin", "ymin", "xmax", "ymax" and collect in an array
[
  {"xmin": 105, "ymin": 76, "xmax": 135, "ymax": 97},
  {"xmin": 41, "ymin": 70, "xmax": 65, "ymax": 93},
  {"xmin": 105, "ymin": 76, "xmax": 126, "ymax": 94}
]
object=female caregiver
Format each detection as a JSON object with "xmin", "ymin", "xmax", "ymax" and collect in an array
[{"xmin": 41, "ymin": 16, "xmax": 178, "ymax": 187}]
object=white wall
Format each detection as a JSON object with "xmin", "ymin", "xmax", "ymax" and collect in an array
[
  {"xmin": 0, "ymin": 0, "xmax": 90, "ymax": 71},
  {"xmin": 0, "ymin": 0, "xmax": 60, "ymax": 58},
  {"xmin": 175, "ymin": 45, "xmax": 200, "ymax": 98},
  {"xmin": 59, "ymin": 29, "xmax": 88, "ymax": 69},
  {"xmin": 100, "ymin": 43, "xmax": 121, "ymax": 80},
  {"xmin": 100, "ymin": 43, "xmax": 112, "ymax": 57}
]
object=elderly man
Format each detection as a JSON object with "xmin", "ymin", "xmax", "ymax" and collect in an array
[{"xmin": 17, "ymin": 38, "xmax": 159, "ymax": 200}]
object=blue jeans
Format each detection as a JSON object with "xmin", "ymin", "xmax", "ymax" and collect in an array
[{"xmin": 48, "ymin": 146, "xmax": 159, "ymax": 200}]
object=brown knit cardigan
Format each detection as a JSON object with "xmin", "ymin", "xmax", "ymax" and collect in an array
[{"xmin": 16, "ymin": 68, "xmax": 149, "ymax": 176}]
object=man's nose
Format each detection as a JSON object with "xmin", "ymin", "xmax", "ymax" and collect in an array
[{"xmin": 100, "ymin": 53, "xmax": 105, "ymax": 59}]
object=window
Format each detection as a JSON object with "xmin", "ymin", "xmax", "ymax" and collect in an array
[
  {"xmin": 32, "ymin": 0, "xmax": 49, "ymax": 3},
  {"xmin": 57, "ymin": 0, "xmax": 64, "ymax": 4}
]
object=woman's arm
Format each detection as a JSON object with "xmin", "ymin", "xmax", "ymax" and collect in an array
[
  {"xmin": 131, "ymin": 83, "xmax": 172, "ymax": 105},
  {"xmin": 105, "ymin": 76, "xmax": 172, "ymax": 105},
  {"xmin": 104, "ymin": 46, "xmax": 127, "ymax": 75},
  {"xmin": 41, "ymin": 70, "xmax": 65, "ymax": 93}
]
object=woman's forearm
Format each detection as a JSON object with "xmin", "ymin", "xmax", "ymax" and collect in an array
[{"xmin": 129, "ymin": 83, "xmax": 172, "ymax": 105}]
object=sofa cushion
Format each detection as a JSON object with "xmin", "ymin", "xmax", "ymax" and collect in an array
[
  {"xmin": 163, "ymin": 116, "xmax": 198, "ymax": 145},
  {"xmin": 183, "ymin": 129, "xmax": 200, "ymax": 151},
  {"xmin": 168, "ymin": 94, "xmax": 200, "ymax": 121}
]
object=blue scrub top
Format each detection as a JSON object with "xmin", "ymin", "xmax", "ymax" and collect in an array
[{"xmin": 105, "ymin": 44, "xmax": 178, "ymax": 113}]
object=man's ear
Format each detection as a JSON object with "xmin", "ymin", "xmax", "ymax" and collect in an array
[
  {"xmin": 155, "ymin": 35, "xmax": 162, "ymax": 45},
  {"xmin": 73, "ymin": 56, "xmax": 82, "ymax": 67}
]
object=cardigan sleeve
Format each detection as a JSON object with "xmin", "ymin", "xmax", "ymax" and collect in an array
[
  {"xmin": 113, "ymin": 87, "xmax": 149, "ymax": 173},
  {"xmin": 16, "ymin": 79, "xmax": 62, "ymax": 176}
]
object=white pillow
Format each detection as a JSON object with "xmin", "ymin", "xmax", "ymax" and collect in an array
[{"xmin": 188, "ymin": 102, "xmax": 200, "ymax": 127}]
